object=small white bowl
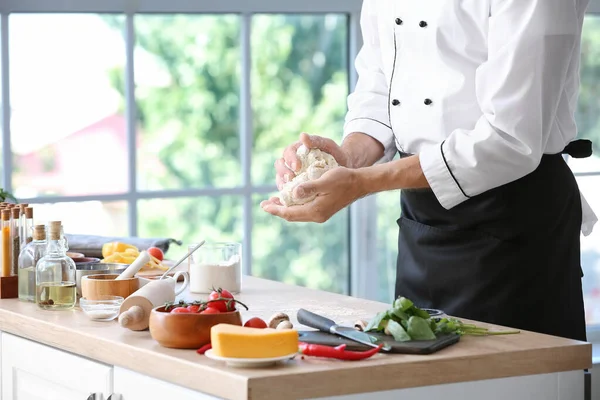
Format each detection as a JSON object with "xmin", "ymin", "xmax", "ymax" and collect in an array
[{"xmin": 79, "ymin": 296, "xmax": 124, "ymax": 321}]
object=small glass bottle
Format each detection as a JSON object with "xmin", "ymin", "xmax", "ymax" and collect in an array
[
  {"xmin": 22, "ymin": 206, "xmax": 33, "ymax": 246},
  {"xmin": 18, "ymin": 225, "xmax": 46, "ymax": 302},
  {"xmin": 1, "ymin": 209, "xmax": 10, "ymax": 277},
  {"xmin": 36, "ymin": 221, "xmax": 76, "ymax": 310},
  {"xmin": 10, "ymin": 207, "xmax": 21, "ymax": 276}
]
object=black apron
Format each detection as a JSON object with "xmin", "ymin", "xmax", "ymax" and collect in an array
[{"xmin": 395, "ymin": 140, "xmax": 592, "ymax": 342}]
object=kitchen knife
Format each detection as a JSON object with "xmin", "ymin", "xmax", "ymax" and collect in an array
[{"xmin": 297, "ymin": 308, "xmax": 392, "ymax": 352}]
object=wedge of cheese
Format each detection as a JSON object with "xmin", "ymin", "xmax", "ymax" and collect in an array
[{"xmin": 211, "ymin": 324, "xmax": 299, "ymax": 358}]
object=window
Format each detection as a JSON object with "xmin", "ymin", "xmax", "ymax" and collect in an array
[{"xmin": 0, "ymin": 1, "xmax": 362, "ymax": 297}]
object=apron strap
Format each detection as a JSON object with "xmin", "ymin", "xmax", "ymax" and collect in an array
[{"xmin": 562, "ymin": 139, "xmax": 593, "ymax": 159}]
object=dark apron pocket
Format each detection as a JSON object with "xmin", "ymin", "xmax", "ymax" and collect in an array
[{"xmin": 395, "ymin": 216, "xmax": 531, "ymax": 328}]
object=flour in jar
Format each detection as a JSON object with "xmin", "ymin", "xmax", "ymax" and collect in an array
[{"xmin": 189, "ymin": 254, "xmax": 241, "ymax": 294}]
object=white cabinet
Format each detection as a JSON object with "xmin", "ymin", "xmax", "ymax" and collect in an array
[
  {"xmin": 1, "ymin": 332, "xmax": 113, "ymax": 400},
  {"xmin": 113, "ymin": 367, "xmax": 220, "ymax": 400}
]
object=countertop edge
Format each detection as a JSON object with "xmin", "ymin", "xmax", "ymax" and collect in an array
[{"xmin": 245, "ymin": 342, "xmax": 592, "ymax": 399}]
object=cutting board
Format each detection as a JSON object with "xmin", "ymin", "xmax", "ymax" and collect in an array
[{"xmin": 297, "ymin": 331, "xmax": 460, "ymax": 355}]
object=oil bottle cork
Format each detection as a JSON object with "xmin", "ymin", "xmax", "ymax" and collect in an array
[
  {"xmin": 48, "ymin": 221, "xmax": 62, "ymax": 241},
  {"xmin": 32, "ymin": 225, "xmax": 46, "ymax": 241},
  {"xmin": 1, "ymin": 209, "xmax": 9, "ymax": 221}
]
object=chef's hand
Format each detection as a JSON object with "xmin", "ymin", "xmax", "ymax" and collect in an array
[
  {"xmin": 275, "ymin": 132, "xmax": 350, "ymax": 191},
  {"xmin": 261, "ymin": 167, "xmax": 365, "ymax": 223}
]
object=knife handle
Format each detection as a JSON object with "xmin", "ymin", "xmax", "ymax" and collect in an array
[{"xmin": 297, "ymin": 308, "xmax": 336, "ymax": 333}]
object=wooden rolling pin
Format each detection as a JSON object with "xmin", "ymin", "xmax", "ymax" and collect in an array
[{"xmin": 118, "ymin": 271, "xmax": 188, "ymax": 331}]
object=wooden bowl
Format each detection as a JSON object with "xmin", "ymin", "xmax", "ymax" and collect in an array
[
  {"xmin": 149, "ymin": 306, "xmax": 242, "ymax": 349},
  {"xmin": 81, "ymin": 274, "xmax": 139, "ymax": 301}
]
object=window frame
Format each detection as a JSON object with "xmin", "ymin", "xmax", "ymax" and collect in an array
[{"xmin": 2, "ymin": 0, "xmax": 600, "ymax": 337}]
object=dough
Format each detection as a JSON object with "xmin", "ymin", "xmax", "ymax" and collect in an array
[{"xmin": 279, "ymin": 145, "xmax": 339, "ymax": 206}]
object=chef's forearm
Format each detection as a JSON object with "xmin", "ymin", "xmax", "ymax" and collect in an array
[
  {"xmin": 357, "ymin": 155, "xmax": 430, "ymax": 194},
  {"xmin": 341, "ymin": 132, "xmax": 385, "ymax": 168}
]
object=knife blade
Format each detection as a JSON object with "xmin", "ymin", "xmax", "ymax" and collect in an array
[{"xmin": 297, "ymin": 308, "xmax": 392, "ymax": 352}]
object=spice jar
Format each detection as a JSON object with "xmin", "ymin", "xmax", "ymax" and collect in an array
[
  {"xmin": 1, "ymin": 210, "xmax": 10, "ymax": 277},
  {"xmin": 18, "ymin": 225, "xmax": 46, "ymax": 302},
  {"xmin": 20, "ymin": 205, "xmax": 32, "ymax": 246},
  {"xmin": 35, "ymin": 221, "xmax": 76, "ymax": 310},
  {"xmin": 10, "ymin": 207, "xmax": 20, "ymax": 276}
]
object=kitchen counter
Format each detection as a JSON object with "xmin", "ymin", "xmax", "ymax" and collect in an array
[{"xmin": 0, "ymin": 277, "xmax": 591, "ymax": 400}]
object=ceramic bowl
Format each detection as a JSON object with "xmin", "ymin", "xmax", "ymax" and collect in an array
[
  {"xmin": 81, "ymin": 274, "xmax": 139, "ymax": 301},
  {"xmin": 149, "ymin": 306, "xmax": 242, "ymax": 349}
]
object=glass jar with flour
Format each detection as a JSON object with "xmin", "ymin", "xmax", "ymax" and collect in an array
[{"xmin": 188, "ymin": 242, "xmax": 242, "ymax": 294}]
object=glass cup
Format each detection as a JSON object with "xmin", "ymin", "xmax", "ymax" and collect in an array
[{"xmin": 188, "ymin": 242, "xmax": 242, "ymax": 294}]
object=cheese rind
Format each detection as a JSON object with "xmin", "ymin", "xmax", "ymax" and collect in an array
[{"xmin": 211, "ymin": 324, "xmax": 299, "ymax": 358}]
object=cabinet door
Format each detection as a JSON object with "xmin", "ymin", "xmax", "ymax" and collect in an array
[
  {"xmin": 113, "ymin": 367, "xmax": 221, "ymax": 400},
  {"xmin": 1, "ymin": 333, "xmax": 113, "ymax": 400}
]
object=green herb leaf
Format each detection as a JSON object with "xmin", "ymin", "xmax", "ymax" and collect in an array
[
  {"xmin": 394, "ymin": 297, "xmax": 413, "ymax": 312},
  {"xmin": 407, "ymin": 316, "xmax": 437, "ymax": 340},
  {"xmin": 365, "ymin": 311, "xmax": 388, "ymax": 332},
  {"xmin": 386, "ymin": 319, "xmax": 412, "ymax": 342},
  {"xmin": 414, "ymin": 308, "xmax": 430, "ymax": 319},
  {"xmin": 388, "ymin": 307, "xmax": 408, "ymax": 322}
]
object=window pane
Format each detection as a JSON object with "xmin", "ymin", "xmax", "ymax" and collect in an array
[
  {"xmin": 252, "ymin": 194, "xmax": 349, "ymax": 294},
  {"xmin": 251, "ymin": 14, "xmax": 348, "ymax": 186},
  {"xmin": 577, "ymin": 175, "xmax": 600, "ymax": 326},
  {"xmin": 137, "ymin": 196, "xmax": 242, "ymax": 260},
  {"xmin": 9, "ymin": 14, "xmax": 127, "ymax": 198},
  {"xmin": 134, "ymin": 15, "xmax": 241, "ymax": 191},
  {"xmin": 32, "ymin": 201, "xmax": 128, "ymax": 237},
  {"xmin": 570, "ymin": 15, "xmax": 600, "ymax": 173},
  {"xmin": 374, "ymin": 191, "xmax": 399, "ymax": 303}
]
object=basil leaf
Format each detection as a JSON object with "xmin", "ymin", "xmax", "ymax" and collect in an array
[
  {"xmin": 414, "ymin": 308, "xmax": 430, "ymax": 319},
  {"xmin": 365, "ymin": 311, "xmax": 388, "ymax": 332},
  {"xmin": 407, "ymin": 316, "xmax": 437, "ymax": 340},
  {"xmin": 386, "ymin": 319, "xmax": 412, "ymax": 342},
  {"xmin": 394, "ymin": 297, "xmax": 414, "ymax": 312},
  {"xmin": 388, "ymin": 307, "xmax": 408, "ymax": 322}
]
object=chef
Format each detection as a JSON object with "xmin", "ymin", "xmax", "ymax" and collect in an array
[{"xmin": 261, "ymin": 0, "xmax": 597, "ymax": 342}]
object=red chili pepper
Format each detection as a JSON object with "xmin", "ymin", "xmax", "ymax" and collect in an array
[
  {"xmin": 196, "ymin": 343, "xmax": 212, "ymax": 355},
  {"xmin": 298, "ymin": 342, "xmax": 383, "ymax": 361}
]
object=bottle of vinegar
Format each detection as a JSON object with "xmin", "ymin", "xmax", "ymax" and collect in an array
[{"xmin": 36, "ymin": 221, "xmax": 76, "ymax": 310}]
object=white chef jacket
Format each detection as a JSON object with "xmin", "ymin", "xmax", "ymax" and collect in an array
[{"xmin": 343, "ymin": 0, "xmax": 598, "ymax": 235}]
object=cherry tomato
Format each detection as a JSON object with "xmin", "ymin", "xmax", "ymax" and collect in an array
[
  {"xmin": 187, "ymin": 304, "xmax": 201, "ymax": 313},
  {"xmin": 200, "ymin": 307, "xmax": 221, "ymax": 314},
  {"xmin": 147, "ymin": 247, "xmax": 164, "ymax": 261},
  {"xmin": 171, "ymin": 307, "xmax": 190, "ymax": 313},
  {"xmin": 244, "ymin": 317, "xmax": 267, "ymax": 329},
  {"xmin": 208, "ymin": 289, "xmax": 235, "ymax": 312}
]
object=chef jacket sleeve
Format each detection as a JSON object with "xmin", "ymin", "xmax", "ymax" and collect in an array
[
  {"xmin": 419, "ymin": 0, "xmax": 581, "ymax": 209},
  {"xmin": 343, "ymin": 0, "xmax": 397, "ymax": 162}
]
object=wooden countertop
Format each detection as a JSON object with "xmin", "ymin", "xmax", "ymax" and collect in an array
[{"xmin": 0, "ymin": 277, "xmax": 591, "ymax": 400}]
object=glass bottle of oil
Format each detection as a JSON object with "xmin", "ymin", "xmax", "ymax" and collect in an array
[
  {"xmin": 18, "ymin": 225, "xmax": 46, "ymax": 302},
  {"xmin": 36, "ymin": 221, "xmax": 76, "ymax": 310}
]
